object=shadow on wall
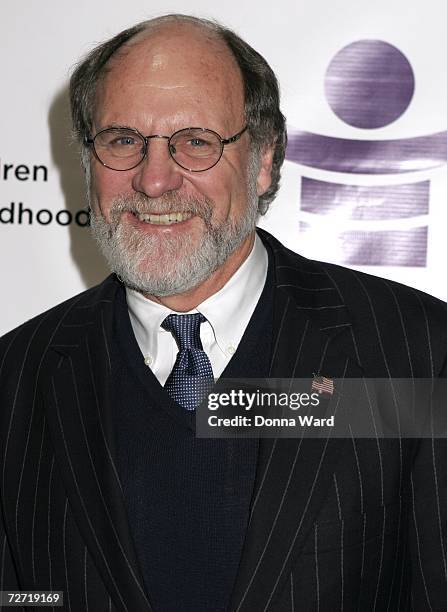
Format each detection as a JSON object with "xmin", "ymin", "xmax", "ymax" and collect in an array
[{"xmin": 48, "ymin": 85, "xmax": 109, "ymax": 288}]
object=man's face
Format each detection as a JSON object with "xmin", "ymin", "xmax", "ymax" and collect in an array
[{"xmin": 88, "ymin": 25, "xmax": 273, "ymax": 297}]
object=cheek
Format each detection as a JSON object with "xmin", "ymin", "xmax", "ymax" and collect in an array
[
  {"xmin": 90, "ymin": 165, "xmax": 131, "ymax": 218},
  {"xmin": 195, "ymin": 165, "xmax": 249, "ymax": 222}
]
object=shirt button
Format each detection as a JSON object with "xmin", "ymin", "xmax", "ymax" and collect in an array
[
  {"xmin": 227, "ymin": 345, "xmax": 236, "ymax": 356},
  {"xmin": 144, "ymin": 354, "xmax": 153, "ymax": 366}
]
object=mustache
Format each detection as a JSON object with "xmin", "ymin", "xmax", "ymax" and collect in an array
[{"xmin": 107, "ymin": 193, "xmax": 214, "ymax": 226}]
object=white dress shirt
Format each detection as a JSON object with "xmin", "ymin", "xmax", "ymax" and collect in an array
[{"xmin": 126, "ymin": 234, "xmax": 268, "ymax": 384}]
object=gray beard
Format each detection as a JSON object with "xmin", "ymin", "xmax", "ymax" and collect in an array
[{"xmin": 89, "ymin": 178, "xmax": 259, "ymax": 297}]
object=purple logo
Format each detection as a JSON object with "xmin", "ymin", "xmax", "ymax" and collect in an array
[
  {"xmin": 325, "ymin": 40, "xmax": 414, "ymax": 129},
  {"xmin": 286, "ymin": 39, "xmax": 447, "ymax": 267}
]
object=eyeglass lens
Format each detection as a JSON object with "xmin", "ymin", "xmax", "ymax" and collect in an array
[{"xmin": 93, "ymin": 128, "xmax": 224, "ymax": 171}]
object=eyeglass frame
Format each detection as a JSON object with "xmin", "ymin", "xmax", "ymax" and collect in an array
[{"xmin": 85, "ymin": 125, "xmax": 248, "ymax": 172}]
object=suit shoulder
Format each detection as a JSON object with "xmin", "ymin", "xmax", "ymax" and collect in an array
[
  {"xmin": 263, "ymin": 229, "xmax": 447, "ymax": 316},
  {"xmin": 0, "ymin": 275, "xmax": 118, "ymax": 361},
  {"xmin": 263, "ymin": 230, "xmax": 447, "ymax": 374},
  {"xmin": 314, "ymin": 260, "xmax": 447, "ymax": 374},
  {"xmin": 317, "ymin": 259, "xmax": 447, "ymax": 320}
]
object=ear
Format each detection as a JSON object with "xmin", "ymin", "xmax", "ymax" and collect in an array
[{"xmin": 256, "ymin": 146, "xmax": 274, "ymax": 196}]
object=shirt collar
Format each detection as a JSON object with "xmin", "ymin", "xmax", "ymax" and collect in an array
[
  {"xmin": 197, "ymin": 234, "xmax": 267, "ymax": 353},
  {"xmin": 126, "ymin": 233, "xmax": 268, "ymax": 358}
]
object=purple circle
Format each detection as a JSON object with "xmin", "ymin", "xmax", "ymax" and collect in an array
[{"xmin": 325, "ymin": 40, "xmax": 415, "ymax": 129}]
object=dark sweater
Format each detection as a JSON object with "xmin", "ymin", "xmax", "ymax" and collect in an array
[{"xmin": 110, "ymin": 252, "xmax": 274, "ymax": 612}]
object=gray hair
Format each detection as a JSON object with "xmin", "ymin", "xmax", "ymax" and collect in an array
[{"xmin": 69, "ymin": 14, "xmax": 287, "ymax": 213}]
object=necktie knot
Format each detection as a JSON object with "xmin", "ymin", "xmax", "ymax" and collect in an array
[{"xmin": 161, "ymin": 313, "xmax": 206, "ymax": 352}]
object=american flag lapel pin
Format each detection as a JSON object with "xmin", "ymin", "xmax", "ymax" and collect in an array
[{"xmin": 311, "ymin": 373, "xmax": 334, "ymax": 396}]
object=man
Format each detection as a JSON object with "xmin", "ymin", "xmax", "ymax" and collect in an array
[{"xmin": 1, "ymin": 13, "xmax": 447, "ymax": 612}]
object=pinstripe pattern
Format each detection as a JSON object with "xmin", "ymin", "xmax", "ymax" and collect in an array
[
  {"xmin": 86, "ymin": 338, "xmax": 123, "ymax": 493},
  {"xmin": 67, "ymin": 349, "xmax": 147, "ymax": 596},
  {"xmin": 396, "ymin": 529, "xmax": 408, "ymax": 611},
  {"xmin": 373, "ymin": 505, "xmax": 386, "ymax": 612},
  {"xmin": 380, "ymin": 282, "xmax": 407, "ymax": 611},
  {"xmin": 1, "ymin": 229, "xmax": 447, "ymax": 611},
  {"xmin": 410, "ymin": 472, "xmax": 433, "ymax": 610},
  {"xmin": 333, "ymin": 474, "xmax": 344, "ymax": 611},
  {"xmin": 47, "ymin": 456, "xmax": 54, "ymax": 595},
  {"xmin": 52, "ymin": 379, "xmax": 128, "ymax": 609},
  {"xmin": 360, "ymin": 512, "xmax": 366, "ymax": 594},
  {"xmin": 289, "ymin": 571, "xmax": 294, "ymax": 611},
  {"xmin": 84, "ymin": 546, "xmax": 88, "ymax": 612},
  {"xmin": 31, "ymin": 416, "xmax": 46, "ymax": 584},
  {"xmin": 1, "ymin": 535, "xmax": 6, "ymax": 591},
  {"xmin": 63, "ymin": 499, "xmax": 70, "ymax": 612},
  {"xmin": 247, "ymin": 439, "xmax": 277, "ymax": 525},
  {"xmin": 314, "ymin": 524, "xmax": 320, "ymax": 612}
]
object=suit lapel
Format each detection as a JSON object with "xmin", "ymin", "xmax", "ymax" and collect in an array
[
  {"xmin": 42, "ymin": 277, "xmax": 153, "ymax": 612},
  {"xmin": 229, "ymin": 231, "xmax": 363, "ymax": 611}
]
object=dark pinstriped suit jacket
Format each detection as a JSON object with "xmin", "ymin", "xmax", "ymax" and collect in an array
[{"xmin": 1, "ymin": 229, "xmax": 447, "ymax": 611}]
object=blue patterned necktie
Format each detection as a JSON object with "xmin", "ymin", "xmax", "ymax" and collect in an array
[{"xmin": 161, "ymin": 313, "xmax": 214, "ymax": 410}]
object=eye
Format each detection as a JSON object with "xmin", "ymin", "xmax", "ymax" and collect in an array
[
  {"xmin": 111, "ymin": 136, "xmax": 137, "ymax": 146},
  {"xmin": 188, "ymin": 137, "xmax": 208, "ymax": 147},
  {"xmin": 170, "ymin": 129, "xmax": 220, "ymax": 160},
  {"xmin": 95, "ymin": 130, "xmax": 143, "ymax": 149}
]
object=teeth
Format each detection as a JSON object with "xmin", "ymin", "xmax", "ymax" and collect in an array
[{"xmin": 136, "ymin": 212, "xmax": 193, "ymax": 225}]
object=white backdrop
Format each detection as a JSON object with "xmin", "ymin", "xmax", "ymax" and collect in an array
[{"xmin": 2, "ymin": 0, "xmax": 447, "ymax": 335}]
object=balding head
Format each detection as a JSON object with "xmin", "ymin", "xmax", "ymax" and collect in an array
[
  {"xmin": 93, "ymin": 21, "xmax": 245, "ymax": 140},
  {"xmin": 70, "ymin": 14, "xmax": 286, "ymax": 213}
]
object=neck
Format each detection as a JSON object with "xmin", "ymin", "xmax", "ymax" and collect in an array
[{"xmin": 141, "ymin": 232, "xmax": 255, "ymax": 312}]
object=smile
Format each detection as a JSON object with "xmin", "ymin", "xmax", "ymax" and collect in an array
[{"xmin": 135, "ymin": 211, "xmax": 193, "ymax": 225}]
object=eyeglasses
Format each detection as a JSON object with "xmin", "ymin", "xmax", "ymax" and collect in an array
[{"xmin": 85, "ymin": 125, "xmax": 248, "ymax": 172}]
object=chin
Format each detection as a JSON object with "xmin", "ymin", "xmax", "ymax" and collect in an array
[{"xmin": 90, "ymin": 195, "xmax": 258, "ymax": 297}]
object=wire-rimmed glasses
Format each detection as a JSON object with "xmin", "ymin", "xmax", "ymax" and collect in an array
[{"xmin": 85, "ymin": 125, "xmax": 248, "ymax": 172}]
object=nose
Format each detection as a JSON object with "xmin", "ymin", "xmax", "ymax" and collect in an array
[{"xmin": 131, "ymin": 137, "xmax": 184, "ymax": 198}]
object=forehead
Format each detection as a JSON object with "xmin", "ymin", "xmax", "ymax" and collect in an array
[{"xmin": 94, "ymin": 24, "xmax": 245, "ymax": 130}]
